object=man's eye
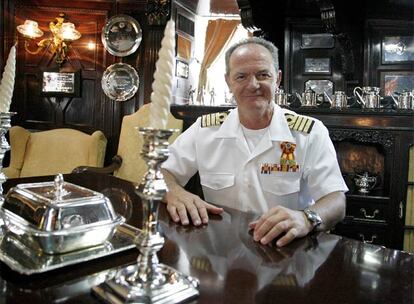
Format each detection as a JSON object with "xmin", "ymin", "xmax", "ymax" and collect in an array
[
  {"xmin": 257, "ymin": 73, "xmax": 271, "ymax": 80},
  {"xmin": 235, "ymin": 75, "xmax": 245, "ymax": 81}
]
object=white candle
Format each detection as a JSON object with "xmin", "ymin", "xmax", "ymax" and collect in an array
[
  {"xmin": 149, "ymin": 19, "xmax": 176, "ymax": 129},
  {"xmin": 0, "ymin": 44, "xmax": 16, "ymax": 113}
]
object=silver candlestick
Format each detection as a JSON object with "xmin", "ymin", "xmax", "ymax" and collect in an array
[
  {"xmin": 0, "ymin": 112, "xmax": 15, "ymax": 200},
  {"xmin": 93, "ymin": 127, "xmax": 199, "ymax": 304}
]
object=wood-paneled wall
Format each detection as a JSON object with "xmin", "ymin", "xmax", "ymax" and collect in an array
[{"xmin": 0, "ymin": 0, "xmax": 165, "ymax": 163}]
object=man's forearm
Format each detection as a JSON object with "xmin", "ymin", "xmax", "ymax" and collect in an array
[
  {"xmin": 161, "ymin": 168, "xmax": 186, "ymax": 198},
  {"xmin": 310, "ymin": 191, "xmax": 346, "ymax": 231}
]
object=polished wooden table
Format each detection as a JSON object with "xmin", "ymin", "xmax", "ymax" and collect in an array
[{"xmin": 0, "ymin": 172, "xmax": 413, "ymax": 304}]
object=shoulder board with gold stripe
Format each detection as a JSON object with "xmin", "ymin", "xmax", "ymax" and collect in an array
[
  {"xmin": 284, "ymin": 113, "xmax": 315, "ymax": 134},
  {"xmin": 201, "ymin": 111, "xmax": 229, "ymax": 128}
]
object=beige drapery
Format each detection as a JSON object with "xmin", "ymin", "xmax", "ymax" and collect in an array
[{"xmin": 197, "ymin": 19, "xmax": 239, "ymax": 95}]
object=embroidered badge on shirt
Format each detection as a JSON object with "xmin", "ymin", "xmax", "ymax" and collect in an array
[
  {"xmin": 280, "ymin": 141, "xmax": 299, "ymax": 172},
  {"xmin": 260, "ymin": 141, "xmax": 300, "ymax": 174},
  {"xmin": 201, "ymin": 111, "xmax": 229, "ymax": 127}
]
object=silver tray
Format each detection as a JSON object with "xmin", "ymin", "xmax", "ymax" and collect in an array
[
  {"xmin": 102, "ymin": 63, "xmax": 139, "ymax": 102},
  {"xmin": 0, "ymin": 223, "xmax": 139, "ymax": 275},
  {"xmin": 102, "ymin": 14, "xmax": 142, "ymax": 57}
]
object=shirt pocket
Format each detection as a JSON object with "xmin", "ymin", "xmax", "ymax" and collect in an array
[
  {"xmin": 261, "ymin": 172, "xmax": 300, "ymax": 196},
  {"xmin": 200, "ymin": 173, "xmax": 235, "ymax": 190}
]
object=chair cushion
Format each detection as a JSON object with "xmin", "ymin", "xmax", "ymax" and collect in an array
[
  {"xmin": 115, "ymin": 104, "xmax": 183, "ymax": 183},
  {"xmin": 4, "ymin": 126, "xmax": 107, "ymax": 178}
]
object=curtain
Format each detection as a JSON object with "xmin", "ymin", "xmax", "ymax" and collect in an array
[{"xmin": 197, "ymin": 19, "xmax": 239, "ymax": 95}]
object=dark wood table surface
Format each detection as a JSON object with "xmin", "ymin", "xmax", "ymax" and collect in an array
[{"xmin": 0, "ymin": 172, "xmax": 413, "ymax": 304}]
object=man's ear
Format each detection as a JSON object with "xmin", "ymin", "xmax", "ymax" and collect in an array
[
  {"xmin": 276, "ymin": 70, "xmax": 282, "ymax": 87},
  {"xmin": 225, "ymin": 74, "xmax": 231, "ymax": 91}
]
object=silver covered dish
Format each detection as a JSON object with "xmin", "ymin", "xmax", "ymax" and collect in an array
[{"xmin": 0, "ymin": 174, "xmax": 124, "ymax": 254}]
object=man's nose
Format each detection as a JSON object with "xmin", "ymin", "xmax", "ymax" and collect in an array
[{"xmin": 247, "ymin": 76, "xmax": 260, "ymax": 89}]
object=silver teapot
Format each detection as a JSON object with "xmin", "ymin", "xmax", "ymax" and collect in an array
[
  {"xmin": 354, "ymin": 172, "xmax": 378, "ymax": 194},
  {"xmin": 296, "ymin": 88, "xmax": 317, "ymax": 107},
  {"xmin": 353, "ymin": 86, "xmax": 381, "ymax": 108}
]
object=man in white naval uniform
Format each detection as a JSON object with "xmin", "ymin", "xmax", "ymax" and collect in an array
[{"xmin": 161, "ymin": 37, "xmax": 348, "ymax": 247}]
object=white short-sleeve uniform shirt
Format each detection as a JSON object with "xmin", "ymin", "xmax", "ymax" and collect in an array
[{"xmin": 162, "ymin": 105, "xmax": 348, "ymax": 214}]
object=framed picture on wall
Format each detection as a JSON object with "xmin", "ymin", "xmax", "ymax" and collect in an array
[
  {"xmin": 40, "ymin": 69, "xmax": 81, "ymax": 97},
  {"xmin": 380, "ymin": 71, "xmax": 414, "ymax": 95},
  {"xmin": 301, "ymin": 33, "xmax": 334, "ymax": 49},
  {"xmin": 382, "ymin": 36, "xmax": 414, "ymax": 64},
  {"xmin": 304, "ymin": 57, "xmax": 331, "ymax": 74},
  {"xmin": 176, "ymin": 60, "xmax": 189, "ymax": 79}
]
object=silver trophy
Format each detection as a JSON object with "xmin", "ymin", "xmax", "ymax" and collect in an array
[
  {"xmin": 93, "ymin": 127, "xmax": 199, "ymax": 303},
  {"xmin": 354, "ymin": 172, "xmax": 378, "ymax": 194},
  {"xmin": 0, "ymin": 112, "xmax": 15, "ymax": 200}
]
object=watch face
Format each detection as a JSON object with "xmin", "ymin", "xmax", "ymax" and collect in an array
[{"xmin": 304, "ymin": 209, "xmax": 322, "ymax": 226}]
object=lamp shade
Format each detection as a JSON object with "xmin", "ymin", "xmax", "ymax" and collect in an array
[
  {"xmin": 17, "ymin": 20, "xmax": 44, "ymax": 39},
  {"xmin": 59, "ymin": 22, "xmax": 81, "ymax": 41}
]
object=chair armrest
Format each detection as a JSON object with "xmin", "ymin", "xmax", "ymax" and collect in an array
[{"xmin": 72, "ymin": 155, "xmax": 122, "ymax": 174}]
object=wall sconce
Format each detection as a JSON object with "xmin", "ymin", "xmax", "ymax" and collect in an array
[{"xmin": 16, "ymin": 13, "xmax": 81, "ymax": 65}]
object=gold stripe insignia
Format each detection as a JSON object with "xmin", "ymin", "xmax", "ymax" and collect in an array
[
  {"xmin": 284, "ymin": 113, "xmax": 314, "ymax": 134},
  {"xmin": 201, "ymin": 111, "xmax": 229, "ymax": 127}
]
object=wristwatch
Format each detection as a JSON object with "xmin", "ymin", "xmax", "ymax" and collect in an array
[{"xmin": 303, "ymin": 208, "xmax": 322, "ymax": 230}]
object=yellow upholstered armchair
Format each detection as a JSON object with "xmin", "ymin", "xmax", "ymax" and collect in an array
[
  {"xmin": 4, "ymin": 126, "xmax": 107, "ymax": 178},
  {"xmin": 75, "ymin": 104, "xmax": 183, "ymax": 184}
]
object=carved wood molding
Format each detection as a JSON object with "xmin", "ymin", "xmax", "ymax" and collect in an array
[
  {"xmin": 329, "ymin": 128, "xmax": 395, "ymax": 153},
  {"xmin": 146, "ymin": 0, "xmax": 170, "ymax": 26}
]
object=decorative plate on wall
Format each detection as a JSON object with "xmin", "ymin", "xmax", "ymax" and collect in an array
[
  {"xmin": 102, "ymin": 15, "xmax": 142, "ymax": 57},
  {"xmin": 102, "ymin": 63, "xmax": 139, "ymax": 102}
]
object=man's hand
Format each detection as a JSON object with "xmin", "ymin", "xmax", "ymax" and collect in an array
[
  {"xmin": 164, "ymin": 190, "xmax": 223, "ymax": 226},
  {"xmin": 248, "ymin": 206, "xmax": 312, "ymax": 247}
]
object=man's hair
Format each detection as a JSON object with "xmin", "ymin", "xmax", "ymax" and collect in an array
[{"xmin": 225, "ymin": 37, "xmax": 279, "ymax": 75}]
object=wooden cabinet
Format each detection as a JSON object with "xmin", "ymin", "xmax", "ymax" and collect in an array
[{"xmin": 171, "ymin": 105, "xmax": 414, "ymax": 250}]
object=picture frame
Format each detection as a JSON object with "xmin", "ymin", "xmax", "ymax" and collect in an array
[
  {"xmin": 301, "ymin": 33, "xmax": 334, "ymax": 49},
  {"xmin": 41, "ymin": 69, "xmax": 81, "ymax": 97},
  {"xmin": 305, "ymin": 79, "xmax": 334, "ymax": 96},
  {"xmin": 176, "ymin": 60, "xmax": 189, "ymax": 79},
  {"xmin": 380, "ymin": 71, "xmax": 414, "ymax": 96},
  {"xmin": 382, "ymin": 36, "xmax": 414, "ymax": 64},
  {"xmin": 304, "ymin": 57, "xmax": 331, "ymax": 74}
]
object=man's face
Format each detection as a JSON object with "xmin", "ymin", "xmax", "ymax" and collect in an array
[{"xmin": 225, "ymin": 44, "xmax": 279, "ymax": 114}]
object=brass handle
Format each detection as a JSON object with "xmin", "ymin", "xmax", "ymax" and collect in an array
[
  {"xmin": 399, "ymin": 202, "xmax": 404, "ymax": 219},
  {"xmin": 359, "ymin": 233, "xmax": 377, "ymax": 244},
  {"xmin": 359, "ymin": 208, "xmax": 379, "ymax": 219}
]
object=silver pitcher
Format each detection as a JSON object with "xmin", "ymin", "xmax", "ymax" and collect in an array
[
  {"xmin": 353, "ymin": 86, "xmax": 381, "ymax": 108},
  {"xmin": 275, "ymin": 88, "xmax": 289, "ymax": 106},
  {"xmin": 392, "ymin": 90, "xmax": 413, "ymax": 109},
  {"xmin": 324, "ymin": 91, "xmax": 348, "ymax": 108}
]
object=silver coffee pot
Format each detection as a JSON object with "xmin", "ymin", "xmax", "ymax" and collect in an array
[
  {"xmin": 324, "ymin": 91, "xmax": 348, "ymax": 108},
  {"xmin": 353, "ymin": 86, "xmax": 381, "ymax": 108}
]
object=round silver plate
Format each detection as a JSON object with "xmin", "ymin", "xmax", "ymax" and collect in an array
[
  {"xmin": 102, "ymin": 15, "xmax": 142, "ymax": 57},
  {"xmin": 102, "ymin": 63, "xmax": 139, "ymax": 102}
]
